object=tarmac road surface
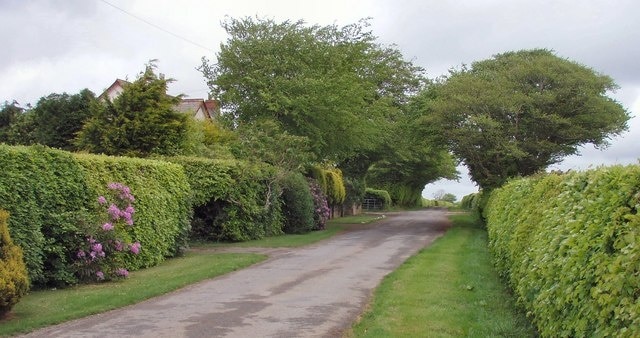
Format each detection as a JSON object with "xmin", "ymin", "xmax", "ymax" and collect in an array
[{"xmin": 20, "ymin": 209, "xmax": 451, "ymax": 338}]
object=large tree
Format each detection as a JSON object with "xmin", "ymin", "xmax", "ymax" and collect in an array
[
  {"xmin": 420, "ymin": 49, "xmax": 630, "ymax": 189},
  {"xmin": 200, "ymin": 17, "xmax": 424, "ymax": 164},
  {"xmin": 30, "ymin": 89, "xmax": 96, "ymax": 151},
  {"xmin": 76, "ymin": 62, "xmax": 189, "ymax": 157}
]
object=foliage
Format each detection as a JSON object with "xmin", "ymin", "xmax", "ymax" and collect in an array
[
  {"xmin": 201, "ymin": 17, "xmax": 425, "ymax": 164},
  {"xmin": 73, "ymin": 153, "xmax": 192, "ymax": 269},
  {"xmin": 75, "ymin": 183, "xmax": 141, "ymax": 282},
  {"xmin": 459, "ymin": 192, "xmax": 480, "ymax": 209},
  {"xmin": 0, "ymin": 144, "xmax": 92, "ymax": 286},
  {"xmin": 325, "ymin": 168, "xmax": 346, "ymax": 206},
  {"xmin": 76, "ymin": 62, "xmax": 190, "ymax": 157},
  {"xmin": 307, "ymin": 179, "xmax": 330, "ymax": 230},
  {"xmin": 486, "ymin": 165, "xmax": 640, "ymax": 337},
  {"xmin": 230, "ymin": 120, "xmax": 315, "ymax": 173},
  {"xmin": 28, "ymin": 89, "xmax": 96, "ymax": 151},
  {"xmin": 0, "ymin": 210, "xmax": 29, "ymax": 318},
  {"xmin": 0, "ymin": 101, "xmax": 25, "ymax": 143},
  {"xmin": 364, "ymin": 188, "xmax": 392, "ymax": 209},
  {"xmin": 280, "ymin": 172, "xmax": 315, "ymax": 234},
  {"xmin": 420, "ymin": 49, "xmax": 630, "ymax": 189},
  {"xmin": 167, "ymin": 156, "xmax": 283, "ymax": 241}
]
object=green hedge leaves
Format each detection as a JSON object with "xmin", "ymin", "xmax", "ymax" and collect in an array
[
  {"xmin": 0, "ymin": 145, "xmax": 190, "ymax": 286},
  {"xmin": 486, "ymin": 166, "xmax": 640, "ymax": 337}
]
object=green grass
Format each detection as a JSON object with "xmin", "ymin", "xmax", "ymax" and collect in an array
[
  {"xmin": 348, "ymin": 213, "xmax": 536, "ymax": 337},
  {"xmin": 191, "ymin": 214, "xmax": 383, "ymax": 249},
  {"xmin": 0, "ymin": 252, "xmax": 266, "ymax": 336}
]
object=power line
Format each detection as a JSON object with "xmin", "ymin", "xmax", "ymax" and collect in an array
[{"xmin": 98, "ymin": 0, "xmax": 215, "ymax": 53}]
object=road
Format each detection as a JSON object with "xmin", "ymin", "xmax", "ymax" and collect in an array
[{"xmin": 20, "ymin": 209, "xmax": 451, "ymax": 338}]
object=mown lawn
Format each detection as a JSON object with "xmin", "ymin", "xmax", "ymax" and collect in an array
[{"xmin": 347, "ymin": 213, "xmax": 537, "ymax": 337}]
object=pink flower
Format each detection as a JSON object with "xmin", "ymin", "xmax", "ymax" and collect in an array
[
  {"xmin": 77, "ymin": 250, "xmax": 86, "ymax": 258},
  {"xmin": 96, "ymin": 271, "xmax": 104, "ymax": 280},
  {"xmin": 97, "ymin": 196, "xmax": 107, "ymax": 205},
  {"xmin": 102, "ymin": 222, "xmax": 114, "ymax": 231},
  {"xmin": 115, "ymin": 240, "xmax": 124, "ymax": 251},
  {"xmin": 92, "ymin": 243, "xmax": 103, "ymax": 253},
  {"xmin": 115, "ymin": 268, "xmax": 129, "ymax": 277},
  {"xmin": 130, "ymin": 242, "xmax": 141, "ymax": 254},
  {"xmin": 107, "ymin": 204, "xmax": 121, "ymax": 220},
  {"xmin": 125, "ymin": 206, "xmax": 135, "ymax": 214}
]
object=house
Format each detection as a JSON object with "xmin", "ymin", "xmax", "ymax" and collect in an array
[{"xmin": 99, "ymin": 79, "xmax": 219, "ymax": 121}]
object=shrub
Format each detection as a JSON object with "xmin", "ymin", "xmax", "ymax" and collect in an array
[
  {"xmin": 74, "ymin": 153, "xmax": 191, "ymax": 269},
  {"xmin": 280, "ymin": 172, "xmax": 315, "ymax": 234},
  {"xmin": 167, "ymin": 157, "xmax": 283, "ymax": 241},
  {"xmin": 486, "ymin": 166, "xmax": 640, "ymax": 337},
  {"xmin": 75, "ymin": 183, "xmax": 141, "ymax": 282},
  {"xmin": 308, "ymin": 179, "xmax": 330, "ymax": 230},
  {"xmin": 0, "ymin": 210, "xmax": 29, "ymax": 317},
  {"xmin": 365, "ymin": 188, "xmax": 392, "ymax": 209},
  {"xmin": 0, "ymin": 144, "xmax": 92, "ymax": 285}
]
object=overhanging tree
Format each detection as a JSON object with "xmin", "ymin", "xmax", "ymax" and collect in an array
[
  {"xmin": 200, "ymin": 17, "xmax": 424, "ymax": 165},
  {"xmin": 420, "ymin": 49, "xmax": 630, "ymax": 189}
]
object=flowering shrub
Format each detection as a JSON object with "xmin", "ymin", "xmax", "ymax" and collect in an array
[
  {"xmin": 308, "ymin": 179, "xmax": 330, "ymax": 230},
  {"xmin": 76, "ymin": 183, "xmax": 141, "ymax": 282}
]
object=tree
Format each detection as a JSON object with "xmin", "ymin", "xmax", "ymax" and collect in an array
[
  {"xmin": 76, "ymin": 62, "xmax": 189, "ymax": 157},
  {"xmin": 0, "ymin": 101, "xmax": 24, "ymax": 143},
  {"xmin": 200, "ymin": 17, "xmax": 424, "ymax": 164},
  {"xmin": 420, "ymin": 49, "xmax": 630, "ymax": 189},
  {"xmin": 30, "ymin": 89, "xmax": 96, "ymax": 150}
]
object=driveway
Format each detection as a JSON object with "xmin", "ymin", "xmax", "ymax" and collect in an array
[{"xmin": 20, "ymin": 209, "xmax": 451, "ymax": 338}]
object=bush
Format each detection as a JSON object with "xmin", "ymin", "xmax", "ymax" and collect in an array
[
  {"xmin": 308, "ymin": 166, "xmax": 346, "ymax": 206},
  {"xmin": 0, "ymin": 210, "xmax": 29, "ymax": 317},
  {"xmin": 365, "ymin": 188, "xmax": 392, "ymax": 209},
  {"xmin": 74, "ymin": 154, "xmax": 192, "ymax": 270},
  {"xmin": 0, "ymin": 144, "xmax": 91, "ymax": 285},
  {"xmin": 0, "ymin": 145, "xmax": 191, "ymax": 286},
  {"xmin": 281, "ymin": 172, "xmax": 315, "ymax": 234},
  {"xmin": 308, "ymin": 179, "xmax": 330, "ymax": 230},
  {"xmin": 167, "ymin": 157, "xmax": 283, "ymax": 241},
  {"xmin": 486, "ymin": 166, "xmax": 640, "ymax": 337}
]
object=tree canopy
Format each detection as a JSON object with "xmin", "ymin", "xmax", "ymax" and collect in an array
[
  {"xmin": 419, "ymin": 49, "xmax": 630, "ymax": 189},
  {"xmin": 200, "ymin": 17, "xmax": 424, "ymax": 164},
  {"xmin": 76, "ymin": 62, "xmax": 190, "ymax": 157}
]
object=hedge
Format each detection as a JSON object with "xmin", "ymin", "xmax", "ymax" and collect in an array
[
  {"xmin": 0, "ymin": 145, "xmax": 91, "ymax": 285},
  {"xmin": 281, "ymin": 172, "xmax": 314, "ymax": 234},
  {"xmin": 365, "ymin": 188, "xmax": 392, "ymax": 209},
  {"xmin": 74, "ymin": 153, "xmax": 192, "ymax": 270},
  {"xmin": 0, "ymin": 145, "xmax": 191, "ymax": 286},
  {"xmin": 166, "ymin": 157, "xmax": 283, "ymax": 241},
  {"xmin": 485, "ymin": 166, "xmax": 640, "ymax": 337},
  {"xmin": 0, "ymin": 210, "xmax": 29, "ymax": 317}
]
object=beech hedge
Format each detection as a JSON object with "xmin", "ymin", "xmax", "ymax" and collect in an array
[
  {"xmin": 0, "ymin": 145, "xmax": 191, "ymax": 286},
  {"xmin": 485, "ymin": 165, "xmax": 640, "ymax": 337},
  {"xmin": 167, "ymin": 156, "xmax": 283, "ymax": 241}
]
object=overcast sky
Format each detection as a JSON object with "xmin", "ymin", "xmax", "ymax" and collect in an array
[{"xmin": 2, "ymin": 0, "xmax": 639, "ymax": 199}]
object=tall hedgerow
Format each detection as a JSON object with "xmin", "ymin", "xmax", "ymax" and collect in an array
[
  {"xmin": 281, "ymin": 172, "xmax": 314, "ymax": 234},
  {"xmin": 486, "ymin": 166, "xmax": 640, "ymax": 337}
]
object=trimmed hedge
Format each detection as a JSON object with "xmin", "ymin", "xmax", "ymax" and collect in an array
[
  {"xmin": 281, "ymin": 172, "xmax": 314, "ymax": 234},
  {"xmin": 365, "ymin": 188, "xmax": 392, "ymax": 209},
  {"xmin": 308, "ymin": 166, "xmax": 346, "ymax": 206},
  {"xmin": 167, "ymin": 156, "xmax": 283, "ymax": 241},
  {"xmin": 0, "ymin": 145, "xmax": 191, "ymax": 286},
  {"xmin": 0, "ymin": 145, "xmax": 91, "ymax": 285},
  {"xmin": 74, "ymin": 154, "xmax": 191, "ymax": 270},
  {"xmin": 0, "ymin": 210, "xmax": 29, "ymax": 317},
  {"xmin": 485, "ymin": 166, "xmax": 640, "ymax": 337}
]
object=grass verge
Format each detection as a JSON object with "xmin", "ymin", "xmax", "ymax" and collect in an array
[
  {"xmin": 191, "ymin": 213, "xmax": 384, "ymax": 249},
  {"xmin": 347, "ymin": 213, "xmax": 536, "ymax": 337},
  {"xmin": 0, "ymin": 252, "xmax": 266, "ymax": 336}
]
